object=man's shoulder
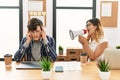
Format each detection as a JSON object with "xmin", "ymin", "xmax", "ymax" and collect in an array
[
  {"xmin": 21, "ymin": 37, "xmax": 27, "ymax": 42},
  {"xmin": 46, "ymin": 35, "xmax": 54, "ymax": 41},
  {"xmin": 46, "ymin": 35, "xmax": 53, "ymax": 39}
]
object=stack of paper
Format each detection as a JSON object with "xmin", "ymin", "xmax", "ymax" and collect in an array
[{"xmin": 53, "ymin": 61, "xmax": 82, "ymax": 71}]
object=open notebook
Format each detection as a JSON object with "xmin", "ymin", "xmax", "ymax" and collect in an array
[{"xmin": 16, "ymin": 61, "xmax": 42, "ymax": 70}]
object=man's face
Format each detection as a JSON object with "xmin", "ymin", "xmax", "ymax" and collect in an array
[{"xmin": 31, "ymin": 26, "xmax": 42, "ymax": 41}]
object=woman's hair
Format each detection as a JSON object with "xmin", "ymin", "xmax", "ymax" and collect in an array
[
  {"xmin": 86, "ymin": 18, "xmax": 104, "ymax": 42},
  {"xmin": 27, "ymin": 18, "xmax": 43, "ymax": 31}
]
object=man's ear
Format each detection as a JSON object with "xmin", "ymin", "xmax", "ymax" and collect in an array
[
  {"xmin": 27, "ymin": 30, "xmax": 30, "ymax": 33},
  {"xmin": 40, "ymin": 26, "xmax": 43, "ymax": 31}
]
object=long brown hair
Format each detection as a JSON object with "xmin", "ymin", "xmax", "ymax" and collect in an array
[{"xmin": 86, "ymin": 18, "xmax": 104, "ymax": 42}]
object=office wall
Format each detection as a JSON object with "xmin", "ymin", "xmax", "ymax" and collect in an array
[
  {"xmin": 97, "ymin": 0, "xmax": 120, "ymax": 47},
  {"xmin": 23, "ymin": 0, "xmax": 28, "ymax": 37},
  {"xmin": 23, "ymin": 0, "xmax": 120, "ymax": 47},
  {"xmin": 46, "ymin": 0, "xmax": 53, "ymax": 37}
]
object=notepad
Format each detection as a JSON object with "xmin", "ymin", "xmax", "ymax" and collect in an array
[
  {"xmin": 53, "ymin": 61, "xmax": 82, "ymax": 71},
  {"xmin": 16, "ymin": 61, "xmax": 42, "ymax": 70}
]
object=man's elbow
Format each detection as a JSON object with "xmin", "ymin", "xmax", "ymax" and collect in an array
[
  {"xmin": 14, "ymin": 57, "xmax": 20, "ymax": 62},
  {"xmin": 53, "ymin": 55, "xmax": 57, "ymax": 62}
]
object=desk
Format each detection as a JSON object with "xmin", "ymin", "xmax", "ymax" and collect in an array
[{"xmin": 0, "ymin": 61, "xmax": 120, "ymax": 80}]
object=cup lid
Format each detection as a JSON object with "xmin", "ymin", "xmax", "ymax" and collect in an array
[
  {"xmin": 4, "ymin": 54, "xmax": 12, "ymax": 57},
  {"xmin": 80, "ymin": 53, "xmax": 87, "ymax": 56}
]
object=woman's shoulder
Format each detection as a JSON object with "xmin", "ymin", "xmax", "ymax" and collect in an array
[
  {"xmin": 99, "ymin": 37, "xmax": 108, "ymax": 43},
  {"xmin": 96, "ymin": 37, "xmax": 109, "ymax": 47}
]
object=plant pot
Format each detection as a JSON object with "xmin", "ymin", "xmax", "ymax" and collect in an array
[
  {"xmin": 59, "ymin": 50, "xmax": 63, "ymax": 55},
  {"xmin": 41, "ymin": 69, "xmax": 51, "ymax": 79},
  {"xmin": 98, "ymin": 70, "xmax": 110, "ymax": 80}
]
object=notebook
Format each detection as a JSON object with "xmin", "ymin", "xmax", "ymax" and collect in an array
[
  {"xmin": 104, "ymin": 48, "xmax": 120, "ymax": 69},
  {"xmin": 16, "ymin": 61, "xmax": 42, "ymax": 70}
]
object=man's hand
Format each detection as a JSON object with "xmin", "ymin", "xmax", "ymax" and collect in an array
[
  {"xmin": 26, "ymin": 31, "xmax": 32, "ymax": 44},
  {"xmin": 41, "ymin": 27, "xmax": 47, "ymax": 41}
]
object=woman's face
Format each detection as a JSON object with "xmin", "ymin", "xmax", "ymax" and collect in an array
[{"xmin": 86, "ymin": 22, "xmax": 97, "ymax": 36}]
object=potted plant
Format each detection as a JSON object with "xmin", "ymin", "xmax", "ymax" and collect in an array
[
  {"xmin": 116, "ymin": 45, "xmax": 120, "ymax": 49},
  {"xmin": 40, "ymin": 57, "xmax": 52, "ymax": 79},
  {"xmin": 97, "ymin": 59, "xmax": 110, "ymax": 80},
  {"xmin": 59, "ymin": 45, "xmax": 63, "ymax": 55}
]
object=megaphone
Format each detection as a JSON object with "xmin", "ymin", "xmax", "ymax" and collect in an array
[{"xmin": 69, "ymin": 29, "xmax": 87, "ymax": 40}]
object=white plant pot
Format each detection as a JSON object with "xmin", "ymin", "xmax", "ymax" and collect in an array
[
  {"xmin": 41, "ymin": 70, "xmax": 51, "ymax": 79},
  {"xmin": 99, "ymin": 70, "xmax": 110, "ymax": 80}
]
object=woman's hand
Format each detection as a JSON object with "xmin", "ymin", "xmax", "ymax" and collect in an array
[{"xmin": 78, "ymin": 35, "xmax": 88, "ymax": 45}]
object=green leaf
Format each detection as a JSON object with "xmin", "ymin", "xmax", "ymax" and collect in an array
[
  {"xmin": 59, "ymin": 45, "xmax": 63, "ymax": 50},
  {"xmin": 40, "ymin": 57, "xmax": 51, "ymax": 71},
  {"xmin": 97, "ymin": 59, "xmax": 110, "ymax": 72}
]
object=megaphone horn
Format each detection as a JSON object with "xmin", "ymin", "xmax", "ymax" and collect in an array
[{"xmin": 69, "ymin": 29, "xmax": 87, "ymax": 40}]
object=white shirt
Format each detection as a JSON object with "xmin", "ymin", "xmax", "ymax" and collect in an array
[{"xmin": 89, "ymin": 37, "xmax": 108, "ymax": 61}]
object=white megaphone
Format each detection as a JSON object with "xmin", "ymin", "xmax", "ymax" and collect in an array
[{"xmin": 69, "ymin": 29, "xmax": 87, "ymax": 40}]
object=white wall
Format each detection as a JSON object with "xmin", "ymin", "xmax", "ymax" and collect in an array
[
  {"xmin": 45, "ymin": 0, "xmax": 53, "ymax": 37},
  {"xmin": 23, "ymin": 0, "xmax": 28, "ymax": 37},
  {"xmin": 96, "ymin": 0, "xmax": 120, "ymax": 47},
  {"xmin": 23, "ymin": 0, "xmax": 120, "ymax": 47}
]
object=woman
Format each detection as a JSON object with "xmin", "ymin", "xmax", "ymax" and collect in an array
[{"xmin": 79, "ymin": 18, "xmax": 108, "ymax": 61}]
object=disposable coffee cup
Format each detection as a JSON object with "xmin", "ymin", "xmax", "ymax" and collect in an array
[
  {"xmin": 80, "ymin": 53, "xmax": 87, "ymax": 64},
  {"xmin": 4, "ymin": 54, "xmax": 12, "ymax": 66}
]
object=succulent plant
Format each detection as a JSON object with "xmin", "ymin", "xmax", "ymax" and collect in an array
[
  {"xmin": 40, "ymin": 57, "xmax": 51, "ymax": 71},
  {"xmin": 97, "ymin": 59, "xmax": 110, "ymax": 72},
  {"xmin": 116, "ymin": 45, "xmax": 120, "ymax": 49},
  {"xmin": 59, "ymin": 45, "xmax": 63, "ymax": 50}
]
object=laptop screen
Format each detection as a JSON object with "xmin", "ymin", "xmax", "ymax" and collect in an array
[{"xmin": 16, "ymin": 61, "xmax": 42, "ymax": 70}]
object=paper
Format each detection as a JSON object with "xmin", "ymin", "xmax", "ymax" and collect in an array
[
  {"xmin": 101, "ymin": 2, "xmax": 112, "ymax": 17},
  {"xmin": 53, "ymin": 61, "xmax": 82, "ymax": 71}
]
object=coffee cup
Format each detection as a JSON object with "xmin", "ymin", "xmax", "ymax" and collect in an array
[
  {"xmin": 80, "ymin": 53, "xmax": 87, "ymax": 64},
  {"xmin": 4, "ymin": 54, "xmax": 12, "ymax": 66}
]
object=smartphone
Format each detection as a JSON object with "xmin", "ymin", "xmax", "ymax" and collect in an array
[{"xmin": 55, "ymin": 66, "xmax": 64, "ymax": 72}]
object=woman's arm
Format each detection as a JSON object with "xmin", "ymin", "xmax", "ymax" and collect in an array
[
  {"xmin": 83, "ymin": 41, "xmax": 108, "ymax": 60},
  {"xmin": 79, "ymin": 36, "xmax": 108, "ymax": 60}
]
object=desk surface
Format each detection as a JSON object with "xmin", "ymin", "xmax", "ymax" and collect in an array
[{"xmin": 0, "ymin": 61, "xmax": 120, "ymax": 80}]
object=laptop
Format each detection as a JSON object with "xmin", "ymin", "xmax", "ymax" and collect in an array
[
  {"xmin": 16, "ymin": 61, "xmax": 42, "ymax": 70},
  {"xmin": 104, "ymin": 48, "xmax": 120, "ymax": 69}
]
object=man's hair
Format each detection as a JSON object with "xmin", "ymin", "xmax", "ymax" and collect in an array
[{"xmin": 27, "ymin": 18, "xmax": 43, "ymax": 31}]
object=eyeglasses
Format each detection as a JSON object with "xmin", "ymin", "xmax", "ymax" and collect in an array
[{"xmin": 86, "ymin": 23, "xmax": 92, "ymax": 27}]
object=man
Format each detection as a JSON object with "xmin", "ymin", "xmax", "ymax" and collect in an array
[{"xmin": 14, "ymin": 18, "xmax": 57, "ymax": 62}]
